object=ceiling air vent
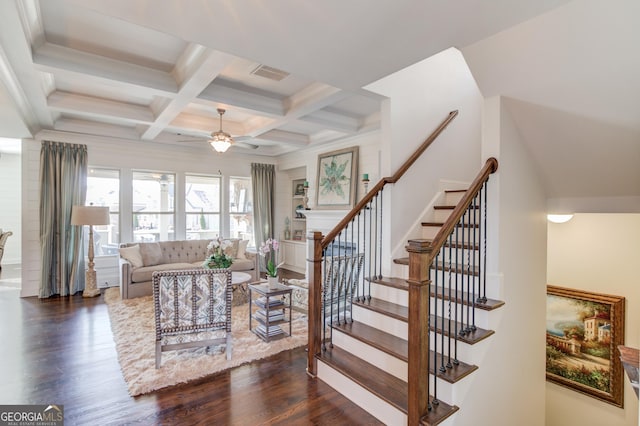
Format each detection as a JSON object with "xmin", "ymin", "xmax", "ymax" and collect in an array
[{"xmin": 250, "ymin": 64, "xmax": 290, "ymax": 81}]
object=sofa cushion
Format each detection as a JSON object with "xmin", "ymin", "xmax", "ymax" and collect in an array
[
  {"xmin": 223, "ymin": 239, "xmax": 239, "ymax": 258},
  {"xmin": 120, "ymin": 245, "xmax": 143, "ymax": 268},
  {"xmin": 237, "ymin": 240, "xmax": 249, "ymax": 259},
  {"xmin": 140, "ymin": 242, "xmax": 163, "ymax": 266},
  {"xmin": 131, "ymin": 263, "xmax": 196, "ymax": 283},
  {"xmin": 229, "ymin": 258, "xmax": 254, "ymax": 272}
]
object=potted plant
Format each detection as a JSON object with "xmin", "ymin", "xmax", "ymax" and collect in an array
[
  {"xmin": 202, "ymin": 238, "xmax": 234, "ymax": 269},
  {"xmin": 259, "ymin": 238, "xmax": 283, "ymax": 289}
]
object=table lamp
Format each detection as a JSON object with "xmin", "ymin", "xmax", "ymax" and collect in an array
[{"xmin": 71, "ymin": 205, "xmax": 110, "ymax": 297}]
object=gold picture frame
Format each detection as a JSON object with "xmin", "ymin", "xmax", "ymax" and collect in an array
[{"xmin": 546, "ymin": 285, "xmax": 625, "ymax": 407}]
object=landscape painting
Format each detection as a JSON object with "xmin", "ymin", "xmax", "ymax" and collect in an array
[{"xmin": 546, "ymin": 285, "xmax": 625, "ymax": 407}]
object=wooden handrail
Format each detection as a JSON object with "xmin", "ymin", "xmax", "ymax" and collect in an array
[
  {"xmin": 321, "ymin": 110, "xmax": 459, "ymax": 247},
  {"xmin": 427, "ymin": 157, "xmax": 498, "ymax": 255}
]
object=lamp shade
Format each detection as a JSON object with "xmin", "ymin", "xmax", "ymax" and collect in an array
[{"xmin": 71, "ymin": 205, "xmax": 110, "ymax": 226}]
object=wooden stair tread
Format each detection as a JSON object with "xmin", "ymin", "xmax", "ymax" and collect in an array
[
  {"xmin": 367, "ymin": 277, "xmax": 505, "ymax": 311},
  {"xmin": 353, "ymin": 298, "xmax": 494, "ymax": 345},
  {"xmin": 317, "ymin": 346, "xmax": 458, "ymax": 425},
  {"xmin": 392, "ymin": 259, "xmax": 480, "ymax": 276},
  {"xmin": 422, "ymin": 221, "xmax": 479, "ymax": 228},
  {"xmin": 434, "ymin": 205, "xmax": 479, "ymax": 210},
  {"xmin": 333, "ymin": 321, "xmax": 478, "ymax": 383},
  {"xmin": 445, "ymin": 189, "xmax": 466, "ymax": 193},
  {"xmin": 368, "ymin": 276, "xmax": 409, "ymax": 290}
]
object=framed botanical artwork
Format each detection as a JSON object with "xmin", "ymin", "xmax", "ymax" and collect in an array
[
  {"xmin": 546, "ymin": 285, "xmax": 625, "ymax": 407},
  {"xmin": 315, "ymin": 146, "xmax": 358, "ymax": 209}
]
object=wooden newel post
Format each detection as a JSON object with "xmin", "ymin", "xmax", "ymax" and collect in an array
[
  {"xmin": 406, "ymin": 239, "xmax": 433, "ymax": 425},
  {"xmin": 306, "ymin": 231, "xmax": 324, "ymax": 377}
]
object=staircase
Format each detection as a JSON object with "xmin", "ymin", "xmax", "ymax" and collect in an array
[
  {"xmin": 317, "ymin": 186, "xmax": 504, "ymax": 425},
  {"xmin": 305, "ymin": 112, "xmax": 503, "ymax": 425}
]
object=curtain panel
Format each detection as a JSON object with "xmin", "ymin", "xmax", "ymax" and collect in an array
[
  {"xmin": 39, "ymin": 141, "xmax": 88, "ymax": 297},
  {"xmin": 250, "ymin": 163, "xmax": 275, "ymax": 274}
]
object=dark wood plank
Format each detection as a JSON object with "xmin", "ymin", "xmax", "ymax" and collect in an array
[
  {"xmin": 368, "ymin": 276, "xmax": 505, "ymax": 311},
  {"xmin": 0, "ymin": 289, "xmax": 382, "ymax": 425},
  {"xmin": 353, "ymin": 297, "xmax": 494, "ymax": 345},
  {"xmin": 333, "ymin": 321, "xmax": 478, "ymax": 383},
  {"xmin": 317, "ymin": 346, "xmax": 458, "ymax": 425}
]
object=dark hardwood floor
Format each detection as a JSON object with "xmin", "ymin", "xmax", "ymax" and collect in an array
[{"xmin": 0, "ymin": 270, "xmax": 382, "ymax": 425}]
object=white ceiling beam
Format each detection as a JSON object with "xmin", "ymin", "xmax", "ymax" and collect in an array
[
  {"xmin": 32, "ymin": 42, "xmax": 178, "ymax": 95},
  {"xmin": 198, "ymin": 80, "xmax": 284, "ymax": 116},
  {"xmin": 242, "ymin": 83, "xmax": 349, "ymax": 137},
  {"xmin": 169, "ymin": 112, "xmax": 246, "ymax": 136},
  {"xmin": 140, "ymin": 45, "xmax": 234, "ymax": 140},
  {"xmin": 299, "ymin": 109, "xmax": 360, "ymax": 133},
  {"xmin": 52, "ymin": 117, "xmax": 143, "ymax": 141},
  {"xmin": 48, "ymin": 90, "xmax": 154, "ymax": 124},
  {"xmin": 257, "ymin": 129, "xmax": 309, "ymax": 147}
]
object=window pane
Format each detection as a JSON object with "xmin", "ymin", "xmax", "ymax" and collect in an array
[
  {"xmin": 133, "ymin": 171, "xmax": 175, "ymax": 242},
  {"xmin": 229, "ymin": 177, "xmax": 253, "ymax": 245},
  {"xmin": 86, "ymin": 168, "xmax": 120, "ymax": 256},
  {"xmin": 229, "ymin": 177, "xmax": 252, "ymax": 213},
  {"xmin": 186, "ymin": 213, "xmax": 220, "ymax": 240},
  {"xmin": 132, "ymin": 171, "xmax": 175, "ymax": 212},
  {"xmin": 133, "ymin": 213, "xmax": 174, "ymax": 242},
  {"xmin": 185, "ymin": 175, "xmax": 221, "ymax": 213}
]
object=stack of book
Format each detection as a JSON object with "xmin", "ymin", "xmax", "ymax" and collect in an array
[
  {"xmin": 255, "ymin": 297, "xmax": 284, "ymax": 309},
  {"xmin": 255, "ymin": 324, "xmax": 284, "ymax": 338},
  {"xmin": 255, "ymin": 308, "xmax": 285, "ymax": 323}
]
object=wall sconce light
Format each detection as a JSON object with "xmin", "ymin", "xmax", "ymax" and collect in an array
[{"xmin": 547, "ymin": 214, "xmax": 574, "ymax": 224}]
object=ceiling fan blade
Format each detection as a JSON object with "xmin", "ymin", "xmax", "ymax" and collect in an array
[{"xmin": 234, "ymin": 141, "xmax": 260, "ymax": 150}]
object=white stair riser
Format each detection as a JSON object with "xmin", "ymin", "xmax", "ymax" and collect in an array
[
  {"xmin": 429, "ymin": 299, "xmax": 491, "ymax": 330},
  {"xmin": 352, "ymin": 305, "xmax": 407, "ymax": 339},
  {"xmin": 370, "ymin": 282, "xmax": 408, "ymax": 306},
  {"xmin": 430, "ymin": 248, "xmax": 480, "ymax": 265},
  {"xmin": 317, "ymin": 361, "xmax": 407, "ymax": 425},
  {"xmin": 429, "ymin": 328, "xmax": 492, "ymax": 361},
  {"xmin": 434, "ymin": 208, "xmax": 453, "ymax": 223},
  {"xmin": 330, "ymin": 329, "xmax": 469, "ymax": 406},
  {"xmin": 369, "ymin": 283, "xmax": 491, "ymax": 329},
  {"xmin": 332, "ymin": 328, "xmax": 407, "ymax": 381},
  {"xmin": 444, "ymin": 191, "xmax": 465, "ymax": 205},
  {"xmin": 422, "ymin": 225, "xmax": 481, "ymax": 242}
]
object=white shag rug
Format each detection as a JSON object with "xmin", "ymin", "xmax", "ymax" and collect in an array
[{"xmin": 104, "ymin": 287, "xmax": 308, "ymax": 396}]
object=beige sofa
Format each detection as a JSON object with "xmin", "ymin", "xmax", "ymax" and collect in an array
[{"xmin": 119, "ymin": 239, "xmax": 257, "ymax": 299}]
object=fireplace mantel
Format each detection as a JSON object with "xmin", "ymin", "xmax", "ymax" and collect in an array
[{"xmin": 298, "ymin": 209, "xmax": 350, "ymax": 236}]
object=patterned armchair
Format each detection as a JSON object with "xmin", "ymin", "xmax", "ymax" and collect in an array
[
  {"xmin": 152, "ymin": 268, "xmax": 232, "ymax": 369},
  {"xmin": 0, "ymin": 230, "xmax": 12, "ymax": 269}
]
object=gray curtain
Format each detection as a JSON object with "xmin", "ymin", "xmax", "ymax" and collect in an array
[
  {"xmin": 39, "ymin": 141, "xmax": 88, "ymax": 297},
  {"xmin": 250, "ymin": 163, "xmax": 275, "ymax": 274}
]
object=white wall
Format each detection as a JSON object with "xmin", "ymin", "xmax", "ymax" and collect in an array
[
  {"xmin": 277, "ymin": 130, "xmax": 381, "ymax": 238},
  {"xmin": 452, "ymin": 96, "xmax": 548, "ymax": 425},
  {"xmin": 21, "ymin": 132, "xmax": 276, "ymax": 297},
  {"xmin": 364, "ymin": 47, "xmax": 483, "ymax": 263},
  {"xmin": 0, "ymin": 151, "xmax": 21, "ymax": 263},
  {"xmin": 546, "ymin": 213, "xmax": 640, "ymax": 426}
]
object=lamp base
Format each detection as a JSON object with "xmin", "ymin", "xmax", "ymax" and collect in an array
[{"xmin": 83, "ymin": 268, "xmax": 101, "ymax": 298}]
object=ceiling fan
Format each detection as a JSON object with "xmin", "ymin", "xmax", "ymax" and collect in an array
[{"xmin": 178, "ymin": 108, "xmax": 259, "ymax": 152}]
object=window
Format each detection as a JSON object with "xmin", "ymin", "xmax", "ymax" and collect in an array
[
  {"xmin": 86, "ymin": 168, "xmax": 120, "ymax": 256},
  {"xmin": 132, "ymin": 171, "xmax": 175, "ymax": 242},
  {"xmin": 229, "ymin": 177, "xmax": 253, "ymax": 245},
  {"xmin": 185, "ymin": 174, "xmax": 221, "ymax": 240}
]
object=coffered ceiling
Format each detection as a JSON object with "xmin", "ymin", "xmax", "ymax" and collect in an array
[
  {"xmin": 0, "ymin": 0, "xmax": 638, "ymax": 207},
  {"xmin": 0, "ymin": 0, "xmax": 571, "ymax": 156}
]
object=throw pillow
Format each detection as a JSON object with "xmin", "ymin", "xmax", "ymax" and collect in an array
[
  {"xmin": 223, "ymin": 239, "xmax": 239, "ymax": 258},
  {"xmin": 139, "ymin": 242, "xmax": 163, "ymax": 266},
  {"xmin": 237, "ymin": 239, "xmax": 249, "ymax": 259},
  {"xmin": 119, "ymin": 245, "xmax": 143, "ymax": 268}
]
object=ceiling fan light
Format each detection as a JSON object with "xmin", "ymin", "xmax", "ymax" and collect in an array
[{"xmin": 209, "ymin": 131, "xmax": 233, "ymax": 153}]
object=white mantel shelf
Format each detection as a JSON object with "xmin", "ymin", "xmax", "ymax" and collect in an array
[{"xmin": 299, "ymin": 209, "xmax": 351, "ymax": 236}]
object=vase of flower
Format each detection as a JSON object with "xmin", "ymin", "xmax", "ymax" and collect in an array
[
  {"xmin": 267, "ymin": 275, "xmax": 279, "ymax": 289},
  {"xmin": 202, "ymin": 238, "xmax": 234, "ymax": 269},
  {"xmin": 260, "ymin": 238, "xmax": 284, "ymax": 289}
]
